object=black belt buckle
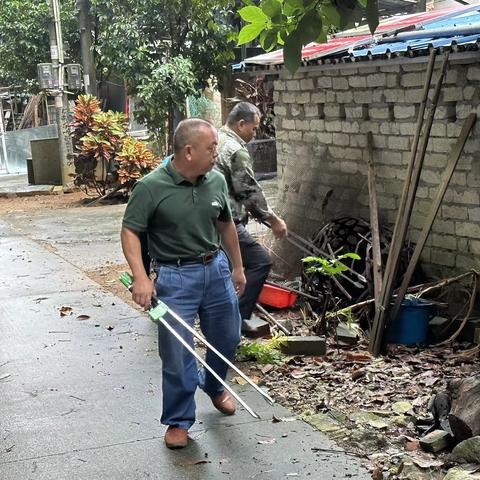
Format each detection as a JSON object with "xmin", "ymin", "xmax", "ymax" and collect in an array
[{"xmin": 202, "ymin": 250, "xmax": 217, "ymax": 264}]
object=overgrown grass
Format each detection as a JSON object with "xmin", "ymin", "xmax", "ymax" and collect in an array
[{"xmin": 236, "ymin": 335, "xmax": 287, "ymax": 364}]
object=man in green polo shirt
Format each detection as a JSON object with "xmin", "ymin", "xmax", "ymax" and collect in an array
[{"xmin": 121, "ymin": 118, "xmax": 246, "ymax": 449}]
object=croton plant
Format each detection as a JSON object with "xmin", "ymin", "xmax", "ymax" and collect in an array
[{"xmin": 71, "ymin": 94, "xmax": 159, "ymax": 197}]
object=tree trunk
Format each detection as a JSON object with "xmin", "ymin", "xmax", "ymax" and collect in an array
[
  {"xmin": 76, "ymin": 0, "xmax": 98, "ymax": 96},
  {"xmin": 447, "ymin": 377, "xmax": 480, "ymax": 441}
]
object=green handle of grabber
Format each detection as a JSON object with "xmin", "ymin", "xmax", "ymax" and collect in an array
[
  {"xmin": 120, "ymin": 272, "xmax": 133, "ymax": 289},
  {"xmin": 119, "ymin": 271, "xmax": 168, "ymax": 321}
]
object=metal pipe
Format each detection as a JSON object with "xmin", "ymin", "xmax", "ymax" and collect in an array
[
  {"xmin": 255, "ymin": 303, "xmax": 291, "ymax": 335},
  {"xmin": 167, "ymin": 308, "xmax": 275, "ymax": 406},
  {"xmin": 157, "ymin": 314, "xmax": 261, "ymax": 419},
  {"xmin": 378, "ymin": 23, "xmax": 480, "ymax": 43},
  {"xmin": 119, "ymin": 273, "xmax": 271, "ymax": 416}
]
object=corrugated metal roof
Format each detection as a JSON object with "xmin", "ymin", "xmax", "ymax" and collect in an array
[
  {"xmin": 240, "ymin": 4, "xmax": 480, "ymax": 68},
  {"xmin": 350, "ymin": 11, "xmax": 480, "ymax": 57}
]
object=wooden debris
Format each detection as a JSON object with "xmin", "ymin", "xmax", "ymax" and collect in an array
[
  {"xmin": 389, "ymin": 113, "xmax": 477, "ymax": 334},
  {"xmin": 447, "ymin": 377, "xmax": 480, "ymax": 441},
  {"xmin": 369, "ymin": 50, "xmax": 444, "ymax": 356},
  {"xmin": 366, "ymin": 131, "xmax": 383, "ymax": 305}
]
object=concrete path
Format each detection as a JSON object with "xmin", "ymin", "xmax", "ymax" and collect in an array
[{"xmin": 0, "ymin": 202, "xmax": 370, "ymax": 480}]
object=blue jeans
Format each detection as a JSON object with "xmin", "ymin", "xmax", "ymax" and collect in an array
[{"xmin": 155, "ymin": 251, "xmax": 241, "ymax": 430}]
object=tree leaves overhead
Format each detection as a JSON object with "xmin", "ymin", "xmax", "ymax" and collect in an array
[
  {"xmin": 92, "ymin": 0, "xmax": 236, "ymax": 147},
  {"xmin": 0, "ymin": 0, "xmax": 79, "ymax": 89},
  {"xmin": 237, "ymin": 0, "xmax": 379, "ymax": 73}
]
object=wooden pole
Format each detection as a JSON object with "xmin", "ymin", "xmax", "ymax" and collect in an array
[
  {"xmin": 388, "ymin": 113, "xmax": 476, "ymax": 328},
  {"xmin": 366, "ymin": 131, "xmax": 383, "ymax": 304},
  {"xmin": 369, "ymin": 50, "xmax": 444, "ymax": 355}
]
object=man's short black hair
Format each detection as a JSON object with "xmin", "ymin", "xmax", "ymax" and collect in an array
[
  {"xmin": 226, "ymin": 102, "xmax": 261, "ymax": 126},
  {"xmin": 173, "ymin": 118, "xmax": 214, "ymax": 153}
]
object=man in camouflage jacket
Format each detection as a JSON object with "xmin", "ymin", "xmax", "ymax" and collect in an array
[{"xmin": 217, "ymin": 102, "xmax": 288, "ymax": 326}]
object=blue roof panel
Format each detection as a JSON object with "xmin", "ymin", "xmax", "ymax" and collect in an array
[{"xmin": 351, "ymin": 8, "xmax": 480, "ymax": 59}]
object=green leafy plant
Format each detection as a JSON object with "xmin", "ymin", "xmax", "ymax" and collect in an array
[
  {"xmin": 135, "ymin": 56, "xmax": 198, "ymax": 148},
  {"xmin": 116, "ymin": 136, "xmax": 160, "ymax": 187},
  {"xmin": 302, "ymin": 252, "xmax": 361, "ymax": 276},
  {"xmin": 93, "ymin": 0, "xmax": 236, "ymax": 149},
  {"xmin": 237, "ymin": 335, "xmax": 287, "ymax": 364},
  {"xmin": 71, "ymin": 94, "xmax": 158, "ymax": 198},
  {"xmin": 302, "ymin": 252, "xmax": 361, "ymax": 336},
  {"xmin": 237, "ymin": 0, "xmax": 379, "ymax": 73}
]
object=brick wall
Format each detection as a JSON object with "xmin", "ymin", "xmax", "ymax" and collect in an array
[{"xmin": 271, "ymin": 55, "xmax": 480, "ymax": 277}]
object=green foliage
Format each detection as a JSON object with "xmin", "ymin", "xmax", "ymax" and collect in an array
[
  {"xmin": 237, "ymin": 0, "xmax": 379, "ymax": 73},
  {"xmin": 134, "ymin": 57, "xmax": 197, "ymax": 142},
  {"xmin": 302, "ymin": 252, "xmax": 361, "ymax": 276},
  {"xmin": 93, "ymin": 0, "xmax": 236, "ymax": 147},
  {"xmin": 72, "ymin": 95, "xmax": 158, "ymax": 197},
  {"xmin": 237, "ymin": 336, "xmax": 287, "ymax": 364},
  {"xmin": 0, "ymin": 0, "xmax": 79, "ymax": 89}
]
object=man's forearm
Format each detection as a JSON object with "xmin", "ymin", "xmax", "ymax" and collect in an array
[
  {"xmin": 217, "ymin": 220, "xmax": 243, "ymax": 270},
  {"xmin": 120, "ymin": 227, "xmax": 149, "ymax": 280}
]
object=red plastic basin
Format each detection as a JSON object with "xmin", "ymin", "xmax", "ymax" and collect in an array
[{"xmin": 258, "ymin": 284, "xmax": 298, "ymax": 308}]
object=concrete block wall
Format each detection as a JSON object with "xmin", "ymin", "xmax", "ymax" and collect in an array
[{"xmin": 272, "ymin": 57, "xmax": 480, "ymax": 277}]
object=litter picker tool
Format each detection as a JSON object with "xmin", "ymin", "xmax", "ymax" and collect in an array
[{"xmin": 119, "ymin": 272, "xmax": 274, "ymax": 419}]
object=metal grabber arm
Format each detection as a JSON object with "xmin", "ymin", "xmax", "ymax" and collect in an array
[{"xmin": 119, "ymin": 272, "xmax": 275, "ymax": 419}]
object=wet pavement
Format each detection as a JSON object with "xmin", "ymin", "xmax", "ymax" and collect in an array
[{"xmin": 0, "ymin": 192, "xmax": 371, "ymax": 479}]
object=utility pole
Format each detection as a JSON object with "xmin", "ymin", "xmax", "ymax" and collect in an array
[
  {"xmin": 76, "ymin": 0, "xmax": 97, "ymax": 96},
  {"xmin": 48, "ymin": 0, "xmax": 74, "ymax": 187}
]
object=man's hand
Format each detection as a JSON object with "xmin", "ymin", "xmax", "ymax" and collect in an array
[
  {"xmin": 269, "ymin": 215, "xmax": 288, "ymax": 238},
  {"xmin": 231, "ymin": 268, "xmax": 247, "ymax": 297},
  {"xmin": 132, "ymin": 275, "xmax": 155, "ymax": 309}
]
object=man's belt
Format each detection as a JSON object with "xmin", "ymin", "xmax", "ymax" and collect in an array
[{"xmin": 156, "ymin": 249, "xmax": 219, "ymax": 266}]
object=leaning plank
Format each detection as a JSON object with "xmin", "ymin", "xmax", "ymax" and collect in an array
[
  {"xmin": 366, "ymin": 131, "xmax": 383, "ymax": 305},
  {"xmin": 369, "ymin": 50, "xmax": 444, "ymax": 355},
  {"xmin": 388, "ymin": 113, "xmax": 477, "ymax": 327}
]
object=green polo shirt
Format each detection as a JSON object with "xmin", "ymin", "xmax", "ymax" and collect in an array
[{"xmin": 122, "ymin": 161, "xmax": 232, "ymax": 261}]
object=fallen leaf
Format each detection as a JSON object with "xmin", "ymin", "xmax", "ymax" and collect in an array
[
  {"xmin": 291, "ymin": 368, "xmax": 307, "ymax": 379},
  {"xmin": 257, "ymin": 438, "xmax": 276, "ymax": 445},
  {"xmin": 405, "ymin": 440, "xmax": 420, "ymax": 451},
  {"xmin": 59, "ymin": 306, "xmax": 73, "ymax": 316},
  {"xmin": 261, "ymin": 364, "xmax": 274, "ymax": 374},
  {"xmin": 272, "ymin": 415, "xmax": 296, "ymax": 423},
  {"xmin": 232, "ymin": 376, "xmax": 247, "ymax": 385},
  {"xmin": 351, "ymin": 411, "xmax": 389, "ymax": 429},
  {"xmin": 345, "ymin": 351, "xmax": 372, "ymax": 363},
  {"xmin": 392, "ymin": 401, "xmax": 413, "ymax": 415},
  {"xmin": 408, "ymin": 452, "xmax": 444, "ymax": 469},
  {"xmin": 351, "ymin": 367, "xmax": 366, "ymax": 381},
  {"xmin": 107, "ymin": 325, "xmax": 114, "ymax": 331},
  {"xmin": 76, "ymin": 315, "xmax": 90, "ymax": 321}
]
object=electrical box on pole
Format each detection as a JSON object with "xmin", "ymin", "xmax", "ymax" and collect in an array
[
  {"xmin": 37, "ymin": 64, "xmax": 56, "ymax": 89},
  {"xmin": 66, "ymin": 64, "xmax": 83, "ymax": 90}
]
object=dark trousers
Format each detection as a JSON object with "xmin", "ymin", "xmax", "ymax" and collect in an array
[{"xmin": 236, "ymin": 223, "xmax": 273, "ymax": 320}]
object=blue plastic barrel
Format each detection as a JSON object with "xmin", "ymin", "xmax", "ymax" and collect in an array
[{"xmin": 387, "ymin": 298, "xmax": 433, "ymax": 345}]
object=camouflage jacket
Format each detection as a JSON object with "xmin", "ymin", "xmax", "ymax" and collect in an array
[{"xmin": 216, "ymin": 126, "xmax": 274, "ymax": 224}]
